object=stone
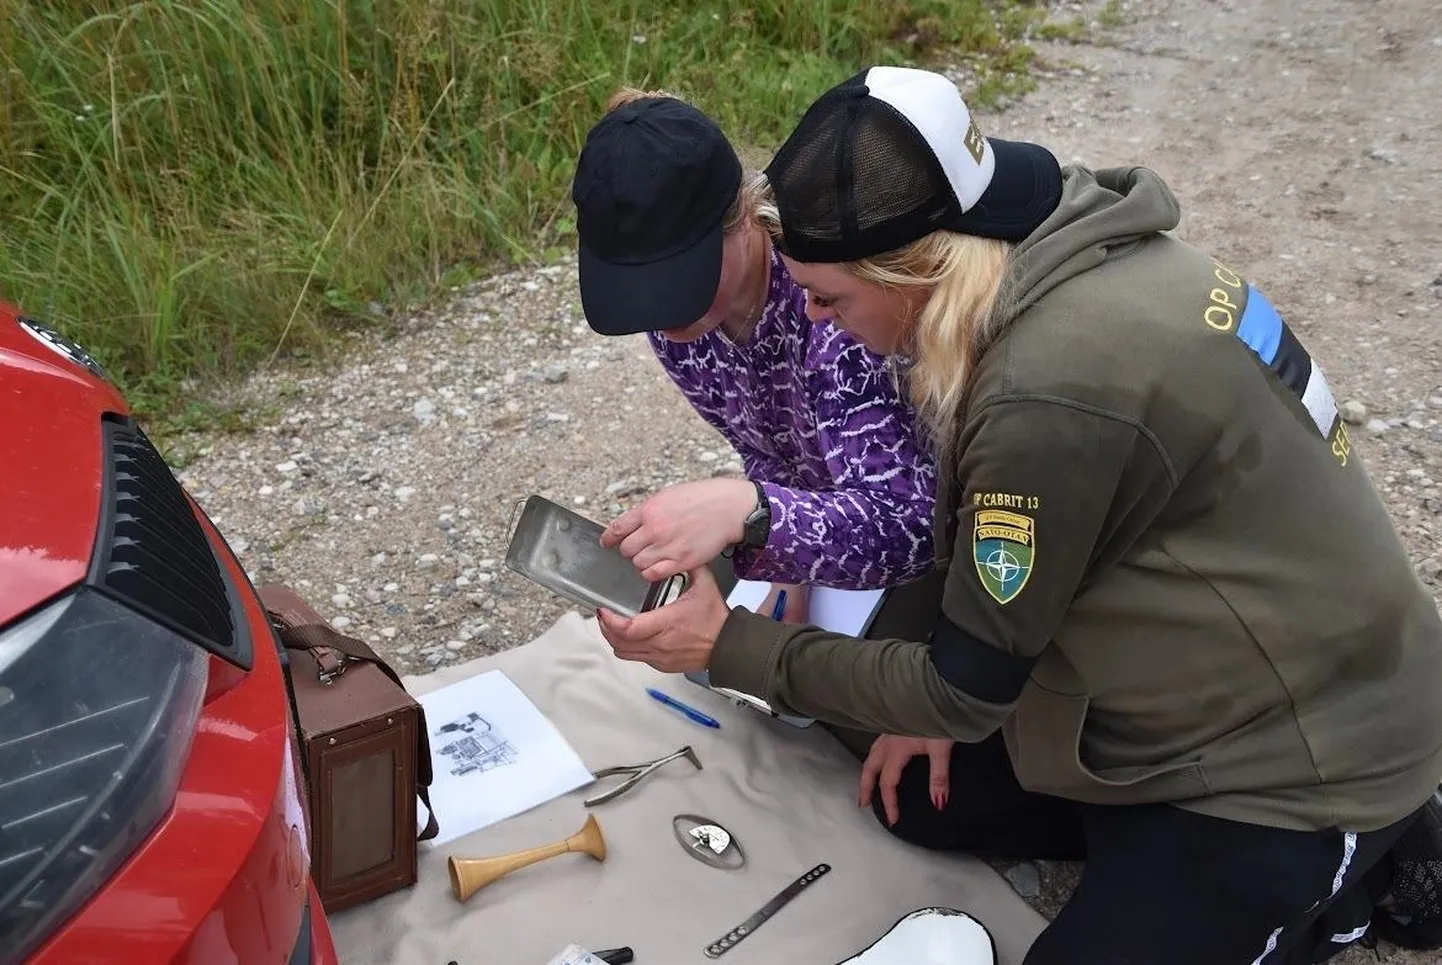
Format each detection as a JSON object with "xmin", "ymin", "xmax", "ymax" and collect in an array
[{"xmin": 1003, "ymin": 862, "xmax": 1041, "ymax": 899}]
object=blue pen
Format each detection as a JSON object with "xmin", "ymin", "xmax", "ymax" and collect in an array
[
  {"xmin": 646, "ymin": 687, "xmax": 721, "ymax": 729},
  {"xmin": 771, "ymin": 589, "xmax": 788, "ymax": 621}
]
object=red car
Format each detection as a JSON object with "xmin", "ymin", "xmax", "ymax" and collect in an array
[{"xmin": 0, "ymin": 298, "xmax": 339, "ymax": 965}]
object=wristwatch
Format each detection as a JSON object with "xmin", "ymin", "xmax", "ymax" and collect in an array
[{"xmin": 740, "ymin": 481, "xmax": 771, "ymax": 549}]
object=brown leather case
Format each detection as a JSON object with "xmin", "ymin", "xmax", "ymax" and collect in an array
[{"xmin": 258, "ymin": 584, "xmax": 439, "ymax": 914}]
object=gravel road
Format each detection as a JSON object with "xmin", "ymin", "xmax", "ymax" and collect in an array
[{"xmin": 172, "ymin": 0, "xmax": 1442, "ymax": 958}]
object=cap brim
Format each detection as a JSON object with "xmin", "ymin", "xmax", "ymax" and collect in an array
[
  {"xmin": 950, "ymin": 138, "xmax": 1063, "ymax": 243},
  {"xmin": 578, "ymin": 222, "xmax": 724, "ymax": 336}
]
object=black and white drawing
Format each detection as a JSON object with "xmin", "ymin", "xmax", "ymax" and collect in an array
[
  {"xmin": 434, "ymin": 712, "xmax": 519, "ymax": 776},
  {"xmin": 419, "ymin": 669, "xmax": 595, "ymax": 845}
]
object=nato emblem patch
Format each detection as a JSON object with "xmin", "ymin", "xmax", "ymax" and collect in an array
[{"xmin": 973, "ymin": 509, "xmax": 1034, "ymax": 605}]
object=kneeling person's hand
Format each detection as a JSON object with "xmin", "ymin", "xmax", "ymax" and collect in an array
[{"xmin": 860, "ymin": 734, "xmax": 954, "ymax": 827}]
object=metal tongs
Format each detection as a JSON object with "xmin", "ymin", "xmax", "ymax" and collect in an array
[{"xmin": 584, "ymin": 745, "xmax": 702, "ymax": 807}]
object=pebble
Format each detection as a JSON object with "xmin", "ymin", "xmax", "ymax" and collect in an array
[
  {"xmin": 331, "ymin": 592, "xmax": 351, "ymax": 607},
  {"xmin": 394, "ymin": 486, "xmax": 416, "ymax": 501},
  {"xmin": 276, "ymin": 460, "xmax": 298, "ymax": 473},
  {"xmin": 381, "ymin": 627, "xmax": 399, "ymax": 639},
  {"xmin": 413, "ymin": 399, "xmax": 436, "ymax": 422},
  {"xmin": 1340, "ymin": 400, "xmax": 1368, "ymax": 425},
  {"xmin": 542, "ymin": 364, "xmax": 569, "ymax": 384},
  {"xmin": 446, "ymin": 640, "xmax": 467, "ymax": 651},
  {"xmin": 605, "ymin": 480, "xmax": 646, "ymax": 497},
  {"xmin": 418, "ymin": 553, "xmax": 440, "ymax": 569},
  {"xmin": 383, "ymin": 582, "xmax": 400, "ymax": 592},
  {"xmin": 1003, "ymin": 862, "xmax": 1042, "ymax": 899},
  {"xmin": 294, "ymin": 496, "xmax": 326, "ymax": 516},
  {"xmin": 332, "ymin": 616, "xmax": 352, "ymax": 629},
  {"xmin": 1366, "ymin": 419, "xmax": 1390, "ymax": 433}
]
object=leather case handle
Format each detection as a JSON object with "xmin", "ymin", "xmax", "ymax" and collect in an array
[{"xmin": 258, "ymin": 584, "xmax": 440, "ymax": 842}]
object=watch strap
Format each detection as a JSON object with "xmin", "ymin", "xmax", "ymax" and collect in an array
[{"xmin": 742, "ymin": 480, "xmax": 771, "ymax": 549}]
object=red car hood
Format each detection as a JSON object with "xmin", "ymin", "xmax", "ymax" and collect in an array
[{"xmin": 0, "ymin": 301, "xmax": 129, "ymax": 626}]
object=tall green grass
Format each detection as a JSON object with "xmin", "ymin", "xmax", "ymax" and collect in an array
[{"xmin": 0, "ymin": 0, "xmax": 1041, "ymax": 417}]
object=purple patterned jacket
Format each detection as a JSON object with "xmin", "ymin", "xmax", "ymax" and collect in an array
[{"xmin": 648, "ymin": 246, "xmax": 937, "ymax": 590}]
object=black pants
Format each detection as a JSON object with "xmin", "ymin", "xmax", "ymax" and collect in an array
[{"xmin": 852, "ymin": 731, "xmax": 1419, "ymax": 965}]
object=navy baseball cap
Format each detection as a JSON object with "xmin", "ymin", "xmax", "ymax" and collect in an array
[{"xmin": 572, "ymin": 97, "xmax": 743, "ymax": 335}]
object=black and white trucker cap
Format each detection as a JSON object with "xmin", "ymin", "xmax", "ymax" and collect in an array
[{"xmin": 764, "ymin": 66, "xmax": 1063, "ymax": 262}]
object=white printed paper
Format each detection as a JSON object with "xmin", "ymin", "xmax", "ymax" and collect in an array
[{"xmin": 418, "ymin": 669, "xmax": 594, "ymax": 845}]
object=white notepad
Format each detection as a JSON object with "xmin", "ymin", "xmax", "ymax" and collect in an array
[
  {"xmin": 683, "ymin": 580, "xmax": 887, "ymax": 727},
  {"xmin": 724, "ymin": 579, "xmax": 886, "ymax": 637}
]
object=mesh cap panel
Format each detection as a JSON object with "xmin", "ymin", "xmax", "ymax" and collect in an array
[
  {"xmin": 765, "ymin": 84, "xmax": 963, "ymax": 262},
  {"xmin": 767, "ymin": 106, "xmax": 847, "ymax": 246},
  {"xmin": 848, "ymin": 103, "xmax": 956, "ymax": 234}
]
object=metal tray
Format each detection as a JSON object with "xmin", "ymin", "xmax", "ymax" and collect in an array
[{"xmin": 504, "ymin": 494, "xmax": 683, "ymax": 618}]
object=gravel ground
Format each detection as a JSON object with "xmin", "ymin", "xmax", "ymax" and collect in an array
[{"xmin": 172, "ymin": 0, "xmax": 1442, "ymax": 959}]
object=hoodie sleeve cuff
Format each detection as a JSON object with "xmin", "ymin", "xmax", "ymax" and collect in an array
[{"xmin": 707, "ymin": 606, "xmax": 789, "ymax": 700}]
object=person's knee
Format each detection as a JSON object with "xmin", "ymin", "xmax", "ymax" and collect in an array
[{"xmin": 868, "ymin": 778, "xmax": 947, "ymax": 849}]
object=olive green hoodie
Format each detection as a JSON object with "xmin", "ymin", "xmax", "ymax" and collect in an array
[{"xmin": 708, "ymin": 164, "xmax": 1442, "ymax": 833}]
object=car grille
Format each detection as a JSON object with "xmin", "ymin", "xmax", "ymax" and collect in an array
[{"xmin": 91, "ymin": 417, "xmax": 252, "ymax": 669}]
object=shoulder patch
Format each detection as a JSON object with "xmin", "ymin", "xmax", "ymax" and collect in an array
[
  {"xmin": 973, "ymin": 509, "xmax": 1034, "ymax": 605},
  {"xmin": 1201, "ymin": 259, "xmax": 1346, "ymax": 464}
]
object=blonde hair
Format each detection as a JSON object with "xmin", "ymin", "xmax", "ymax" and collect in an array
[
  {"xmin": 755, "ymin": 185, "xmax": 1013, "ymax": 453},
  {"xmin": 603, "ymin": 86, "xmax": 766, "ymax": 235}
]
